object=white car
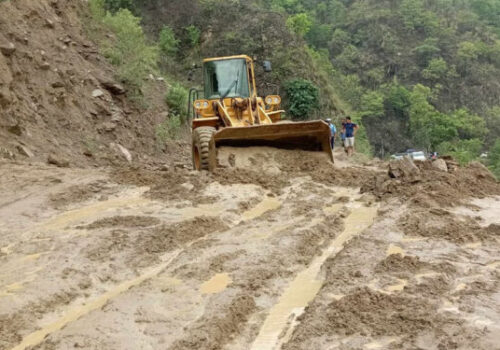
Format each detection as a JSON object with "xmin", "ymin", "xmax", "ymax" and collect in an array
[{"xmin": 409, "ymin": 151, "xmax": 426, "ymax": 161}]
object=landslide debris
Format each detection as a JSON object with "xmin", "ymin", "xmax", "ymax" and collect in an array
[
  {"xmin": 362, "ymin": 157, "xmax": 500, "ymax": 207},
  {"xmin": 0, "ymin": 0, "xmax": 164, "ymax": 165}
]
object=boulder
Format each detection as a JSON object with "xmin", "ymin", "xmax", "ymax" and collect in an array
[
  {"xmin": 48, "ymin": 154, "xmax": 70, "ymax": 167},
  {"xmin": 388, "ymin": 157, "xmax": 420, "ymax": 180},
  {"xmin": 92, "ymin": 89, "xmax": 104, "ymax": 98},
  {"xmin": 0, "ymin": 42, "xmax": 16, "ymax": 56},
  {"xmin": 432, "ymin": 159, "xmax": 448, "ymax": 172},
  {"xmin": 110, "ymin": 143, "xmax": 132, "ymax": 163}
]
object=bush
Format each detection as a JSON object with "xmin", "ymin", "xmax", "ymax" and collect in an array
[
  {"xmin": 159, "ymin": 26, "xmax": 179, "ymax": 57},
  {"xmin": 284, "ymin": 79, "xmax": 319, "ymax": 120},
  {"xmin": 186, "ymin": 25, "xmax": 201, "ymax": 47},
  {"xmin": 165, "ymin": 83, "xmax": 188, "ymax": 122},
  {"xmin": 89, "ymin": 3, "xmax": 159, "ymax": 99}
]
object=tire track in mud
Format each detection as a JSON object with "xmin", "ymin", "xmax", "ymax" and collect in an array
[
  {"xmin": 2, "ymin": 181, "xmax": 287, "ymax": 350},
  {"xmin": 250, "ymin": 201, "xmax": 378, "ymax": 350}
]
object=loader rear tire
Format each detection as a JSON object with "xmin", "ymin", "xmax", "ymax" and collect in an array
[{"xmin": 192, "ymin": 127, "xmax": 216, "ymax": 171}]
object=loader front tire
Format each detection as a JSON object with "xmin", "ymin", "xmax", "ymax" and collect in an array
[{"xmin": 192, "ymin": 127, "xmax": 216, "ymax": 171}]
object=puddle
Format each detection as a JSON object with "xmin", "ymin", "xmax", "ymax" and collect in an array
[
  {"xmin": 0, "ymin": 282, "xmax": 24, "ymax": 297},
  {"xmin": 10, "ymin": 249, "xmax": 183, "ymax": 350},
  {"xmin": 323, "ymin": 203, "xmax": 343, "ymax": 216},
  {"xmin": 364, "ymin": 337, "xmax": 399, "ymax": 349},
  {"xmin": 386, "ymin": 244, "xmax": 405, "ymax": 257},
  {"xmin": 386, "ymin": 279, "xmax": 408, "ymax": 292},
  {"xmin": 464, "ymin": 242, "xmax": 482, "ymax": 249},
  {"xmin": 242, "ymin": 198, "xmax": 281, "ymax": 221},
  {"xmin": 250, "ymin": 203, "xmax": 378, "ymax": 350},
  {"xmin": 38, "ymin": 188, "xmax": 149, "ymax": 231},
  {"xmin": 200, "ymin": 273, "xmax": 232, "ymax": 294},
  {"xmin": 487, "ymin": 261, "xmax": 500, "ymax": 269}
]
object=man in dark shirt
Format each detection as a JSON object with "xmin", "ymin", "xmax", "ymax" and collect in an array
[{"xmin": 342, "ymin": 116, "xmax": 359, "ymax": 157}]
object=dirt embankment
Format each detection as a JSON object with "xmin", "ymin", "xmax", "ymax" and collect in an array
[{"xmin": 0, "ymin": 0, "xmax": 168, "ymax": 167}]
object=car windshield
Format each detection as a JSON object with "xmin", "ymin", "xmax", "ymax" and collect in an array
[{"xmin": 204, "ymin": 58, "xmax": 250, "ymax": 99}]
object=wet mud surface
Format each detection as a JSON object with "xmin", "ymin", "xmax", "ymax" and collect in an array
[{"xmin": 0, "ymin": 149, "xmax": 499, "ymax": 350}]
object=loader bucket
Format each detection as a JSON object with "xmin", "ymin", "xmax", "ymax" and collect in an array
[{"xmin": 213, "ymin": 120, "xmax": 334, "ymax": 162}]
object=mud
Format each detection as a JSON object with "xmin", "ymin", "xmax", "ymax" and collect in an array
[{"xmin": 1, "ymin": 148, "xmax": 499, "ymax": 350}]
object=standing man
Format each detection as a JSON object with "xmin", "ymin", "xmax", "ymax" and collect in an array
[
  {"xmin": 342, "ymin": 116, "xmax": 359, "ymax": 157},
  {"xmin": 326, "ymin": 119, "xmax": 337, "ymax": 150},
  {"xmin": 340, "ymin": 118, "xmax": 347, "ymax": 153}
]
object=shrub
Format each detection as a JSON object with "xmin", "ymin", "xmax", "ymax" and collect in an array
[
  {"xmin": 159, "ymin": 26, "xmax": 179, "ymax": 57},
  {"xmin": 90, "ymin": 5, "xmax": 158, "ymax": 98},
  {"xmin": 165, "ymin": 83, "xmax": 188, "ymax": 123},
  {"xmin": 186, "ymin": 25, "xmax": 201, "ymax": 47},
  {"xmin": 284, "ymin": 79, "xmax": 319, "ymax": 120}
]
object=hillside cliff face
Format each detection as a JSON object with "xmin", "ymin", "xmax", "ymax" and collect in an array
[{"xmin": 0, "ymin": 0, "xmax": 164, "ymax": 165}]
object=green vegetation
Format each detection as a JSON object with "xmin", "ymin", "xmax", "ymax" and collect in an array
[
  {"xmin": 87, "ymin": 0, "xmax": 500, "ymax": 163},
  {"xmin": 489, "ymin": 140, "xmax": 500, "ymax": 178},
  {"xmin": 284, "ymin": 79, "xmax": 319, "ymax": 119},
  {"xmin": 165, "ymin": 83, "xmax": 188, "ymax": 123}
]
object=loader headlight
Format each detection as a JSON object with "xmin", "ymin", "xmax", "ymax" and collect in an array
[
  {"xmin": 265, "ymin": 95, "xmax": 281, "ymax": 105},
  {"xmin": 193, "ymin": 99, "xmax": 210, "ymax": 110}
]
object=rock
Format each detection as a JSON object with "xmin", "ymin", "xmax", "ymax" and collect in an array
[
  {"xmin": 432, "ymin": 159, "xmax": 448, "ymax": 172},
  {"xmin": 160, "ymin": 164, "xmax": 170, "ymax": 171},
  {"xmin": 40, "ymin": 62, "xmax": 51, "ymax": 70},
  {"xmin": 388, "ymin": 157, "xmax": 420, "ymax": 180},
  {"xmin": 47, "ymin": 154, "xmax": 70, "ymax": 167},
  {"xmin": 0, "ymin": 147, "xmax": 15, "ymax": 160},
  {"xmin": 7, "ymin": 124, "xmax": 23, "ymax": 136},
  {"xmin": 51, "ymin": 81, "xmax": 65, "ymax": 88},
  {"xmin": 17, "ymin": 145, "xmax": 34, "ymax": 158},
  {"xmin": 99, "ymin": 122, "xmax": 116, "ymax": 132},
  {"xmin": 110, "ymin": 143, "xmax": 132, "ymax": 163},
  {"xmin": 92, "ymin": 89, "xmax": 104, "ymax": 98},
  {"xmin": 0, "ymin": 42, "xmax": 16, "ymax": 56},
  {"xmin": 101, "ymin": 81, "xmax": 126, "ymax": 95},
  {"xmin": 45, "ymin": 18, "xmax": 55, "ymax": 28}
]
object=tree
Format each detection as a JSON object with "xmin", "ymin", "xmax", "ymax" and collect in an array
[
  {"xmin": 286, "ymin": 13, "xmax": 312, "ymax": 37},
  {"xmin": 284, "ymin": 79, "xmax": 319, "ymax": 119}
]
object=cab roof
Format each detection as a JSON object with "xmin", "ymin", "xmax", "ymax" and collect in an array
[{"xmin": 203, "ymin": 55, "xmax": 252, "ymax": 63}]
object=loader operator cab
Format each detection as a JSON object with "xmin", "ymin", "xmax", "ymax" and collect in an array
[{"xmin": 204, "ymin": 58, "xmax": 251, "ymax": 99}]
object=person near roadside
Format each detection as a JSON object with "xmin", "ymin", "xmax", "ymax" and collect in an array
[
  {"xmin": 340, "ymin": 118, "xmax": 347, "ymax": 153},
  {"xmin": 326, "ymin": 118, "xmax": 337, "ymax": 150},
  {"xmin": 342, "ymin": 116, "xmax": 359, "ymax": 157}
]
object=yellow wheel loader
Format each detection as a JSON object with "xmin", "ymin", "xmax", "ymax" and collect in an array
[{"xmin": 190, "ymin": 55, "xmax": 333, "ymax": 171}]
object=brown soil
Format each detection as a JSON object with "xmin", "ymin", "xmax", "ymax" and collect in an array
[
  {"xmin": 361, "ymin": 159, "xmax": 500, "ymax": 207},
  {"xmin": 0, "ymin": 0, "xmax": 167, "ymax": 167}
]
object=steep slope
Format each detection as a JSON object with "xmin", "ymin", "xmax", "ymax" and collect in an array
[{"xmin": 0, "ymin": 0, "xmax": 166, "ymax": 166}]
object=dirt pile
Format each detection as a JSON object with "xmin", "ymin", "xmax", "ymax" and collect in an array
[
  {"xmin": 0, "ymin": 0, "xmax": 166, "ymax": 166},
  {"xmin": 362, "ymin": 158, "xmax": 500, "ymax": 206},
  {"xmin": 399, "ymin": 208, "xmax": 499, "ymax": 243},
  {"xmin": 169, "ymin": 294, "xmax": 257, "ymax": 350}
]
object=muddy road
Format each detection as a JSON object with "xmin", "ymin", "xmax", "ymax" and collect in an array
[{"xmin": 0, "ymin": 148, "xmax": 499, "ymax": 350}]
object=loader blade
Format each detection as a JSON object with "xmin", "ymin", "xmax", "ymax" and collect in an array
[{"xmin": 213, "ymin": 120, "xmax": 333, "ymax": 162}]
